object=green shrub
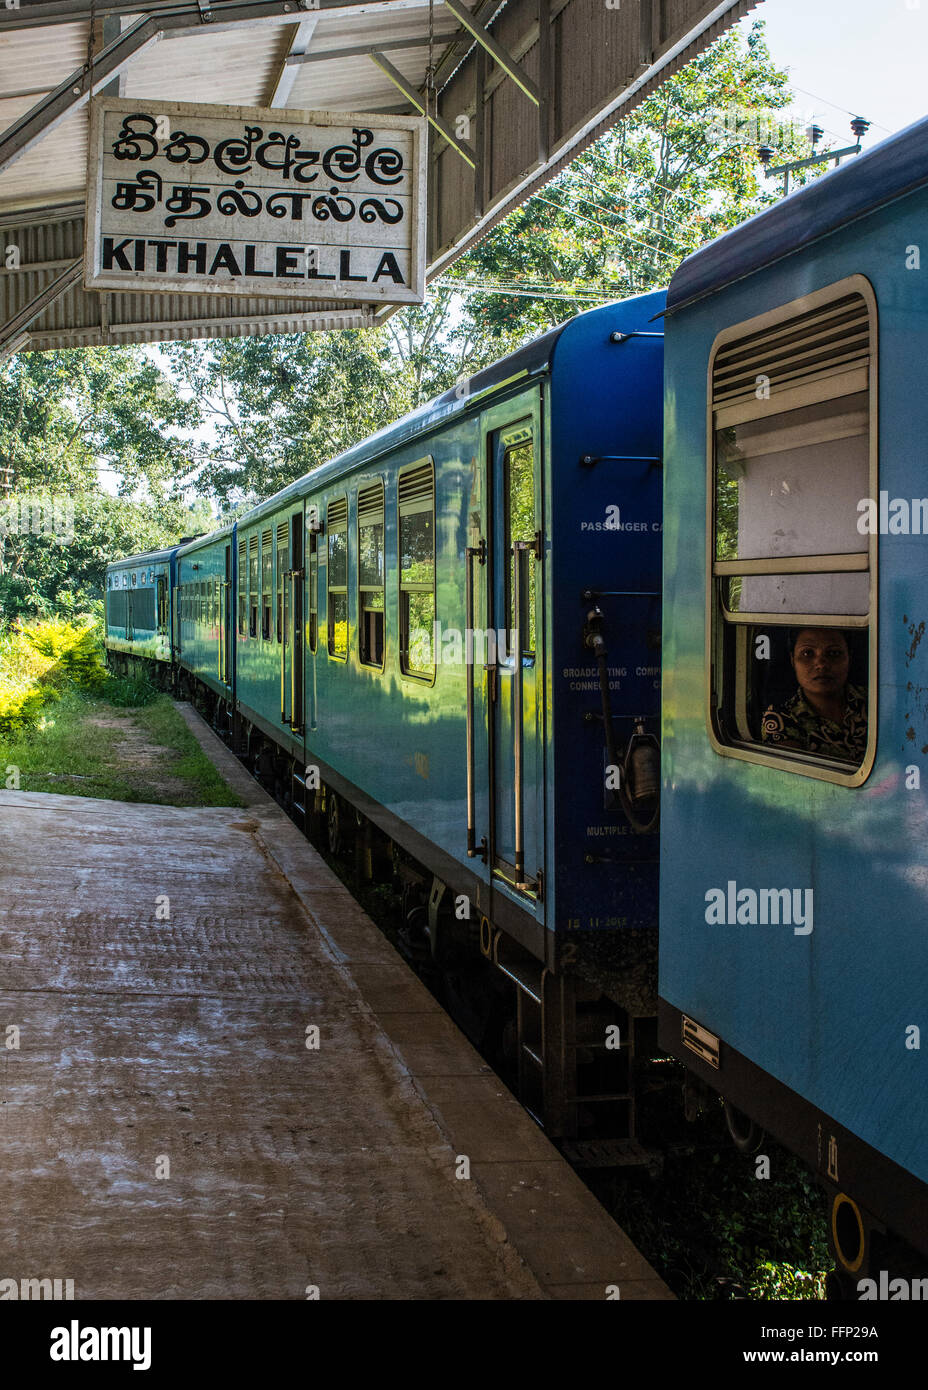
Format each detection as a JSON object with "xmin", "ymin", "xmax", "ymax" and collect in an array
[{"xmin": 0, "ymin": 616, "xmax": 108, "ymax": 733}]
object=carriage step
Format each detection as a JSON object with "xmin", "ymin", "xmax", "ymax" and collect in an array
[{"xmin": 559, "ymin": 1138, "xmax": 663, "ymax": 1175}]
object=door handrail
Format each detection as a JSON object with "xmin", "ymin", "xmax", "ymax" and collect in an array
[
  {"xmin": 280, "ymin": 567, "xmax": 289, "ymax": 725},
  {"xmin": 512, "ymin": 538, "xmax": 536, "ymax": 889},
  {"xmin": 465, "ymin": 539, "xmax": 487, "ymax": 861},
  {"xmin": 289, "ymin": 567, "xmax": 304, "ymax": 734}
]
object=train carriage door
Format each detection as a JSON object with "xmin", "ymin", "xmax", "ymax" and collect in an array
[
  {"xmin": 490, "ymin": 410, "xmax": 544, "ymax": 893},
  {"xmin": 290, "ymin": 512, "xmax": 304, "ymax": 735},
  {"xmin": 220, "ymin": 545, "xmax": 232, "ymax": 687},
  {"xmin": 280, "ymin": 513, "xmax": 304, "ymax": 734},
  {"xmin": 278, "ymin": 520, "xmax": 291, "ymax": 726}
]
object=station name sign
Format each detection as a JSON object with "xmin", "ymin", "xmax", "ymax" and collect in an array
[{"xmin": 85, "ymin": 98, "xmax": 427, "ymax": 305}]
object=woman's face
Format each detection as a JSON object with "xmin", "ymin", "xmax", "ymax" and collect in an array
[{"xmin": 791, "ymin": 629, "xmax": 850, "ymax": 701}]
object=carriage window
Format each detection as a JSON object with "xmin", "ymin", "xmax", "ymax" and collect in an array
[
  {"xmin": 327, "ymin": 496, "xmax": 348, "ymax": 659},
  {"xmin": 237, "ymin": 541, "xmax": 246, "ymax": 635},
  {"xmin": 504, "ymin": 433, "xmax": 537, "ymax": 657},
  {"xmin": 248, "ymin": 535, "xmax": 258, "ymax": 638},
  {"xmin": 358, "ymin": 481, "xmax": 385, "ymax": 669},
  {"xmin": 261, "ymin": 528, "xmax": 273, "ymax": 640},
  {"xmin": 398, "ymin": 459, "xmax": 435, "ymax": 679},
  {"xmin": 709, "ymin": 281, "xmax": 875, "ymax": 778}
]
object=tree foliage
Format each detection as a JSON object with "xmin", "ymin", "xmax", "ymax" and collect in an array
[
  {"xmin": 446, "ymin": 20, "xmax": 834, "ymax": 335},
  {"xmin": 0, "ymin": 347, "xmax": 208, "ymax": 618}
]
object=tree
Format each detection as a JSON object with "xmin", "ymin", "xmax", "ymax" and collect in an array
[
  {"xmin": 0, "ymin": 346, "xmax": 204, "ymax": 618},
  {"xmin": 447, "ymin": 19, "xmax": 836, "ymax": 337},
  {"xmin": 165, "ymin": 289, "xmax": 523, "ymax": 511}
]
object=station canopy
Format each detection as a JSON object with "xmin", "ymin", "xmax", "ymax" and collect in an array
[{"xmin": 0, "ymin": 0, "xmax": 756, "ymax": 355}]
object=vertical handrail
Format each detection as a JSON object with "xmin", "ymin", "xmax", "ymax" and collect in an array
[
  {"xmin": 465, "ymin": 540, "xmax": 485, "ymax": 858},
  {"xmin": 280, "ymin": 568, "xmax": 289, "ymax": 724},
  {"xmin": 511, "ymin": 540, "xmax": 529, "ymax": 887},
  {"xmin": 289, "ymin": 568, "xmax": 303, "ymax": 732},
  {"xmin": 217, "ymin": 579, "xmax": 223, "ymax": 683}
]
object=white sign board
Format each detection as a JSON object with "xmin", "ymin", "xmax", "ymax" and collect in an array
[{"xmin": 85, "ymin": 99, "xmax": 427, "ymax": 305}]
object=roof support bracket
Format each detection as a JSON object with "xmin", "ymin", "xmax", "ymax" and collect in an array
[
  {"xmin": 369, "ymin": 52, "xmax": 477, "ymax": 168},
  {"xmin": 0, "ymin": 256, "xmax": 83, "ymax": 362},
  {"xmin": 441, "ymin": 0, "xmax": 541, "ymax": 106},
  {"xmin": 0, "ymin": 17, "xmax": 161, "ymax": 178}
]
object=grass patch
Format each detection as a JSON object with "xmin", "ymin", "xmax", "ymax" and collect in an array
[
  {"xmin": 2, "ymin": 689, "xmax": 243, "ymax": 808},
  {"xmin": 132, "ymin": 698, "xmax": 244, "ymax": 807}
]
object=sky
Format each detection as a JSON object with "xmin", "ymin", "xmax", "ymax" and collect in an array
[{"xmin": 743, "ymin": 0, "xmax": 927, "ymax": 149}]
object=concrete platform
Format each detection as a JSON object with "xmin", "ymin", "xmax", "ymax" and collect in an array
[{"xmin": 0, "ymin": 713, "xmax": 672, "ymax": 1301}]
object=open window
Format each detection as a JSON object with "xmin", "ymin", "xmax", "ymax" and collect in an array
[
  {"xmin": 398, "ymin": 459, "xmax": 435, "ymax": 680},
  {"xmin": 327, "ymin": 496, "xmax": 348, "ymax": 659},
  {"xmin": 708, "ymin": 278, "xmax": 877, "ymax": 782},
  {"xmin": 358, "ymin": 480, "xmax": 385, "ymax": 669}
]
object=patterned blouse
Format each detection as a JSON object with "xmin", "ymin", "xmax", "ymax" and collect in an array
[{"xmin": 761, "ymin": 684, "xmax": 868, "ymax": 762}]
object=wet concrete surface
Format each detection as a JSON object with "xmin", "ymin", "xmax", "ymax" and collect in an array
[{"xmin": 0, "ymin": 739, "xmax": 671, "ymax": 1301}]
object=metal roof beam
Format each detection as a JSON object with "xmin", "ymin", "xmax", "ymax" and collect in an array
[
  {"xmin": 441, "ymin": 0, "xmax": 540, "ymax": 105},
  {"xmin": 285, "ymin": 30, "xmax": 463, "ymax": 64},
  {"xmin": 0, "ymin": 256, "xmax": 82, "ymax": 359},
  {"xmin": 369, "ymin": 50, "xmax": 477, "ymax": 168},
  {"xmin": 0, "ymin": 0, "xmax": 434, "ymax": 32},
  {"xmin": 266, "ymin": 15, "xmax": 320, "ymax": 106},
  {"xmin": 0, "ymin": 16, "xmax": 162, "ymax": 177}
]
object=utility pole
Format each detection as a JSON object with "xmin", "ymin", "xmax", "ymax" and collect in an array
[{"xmin": 758, "ymin": 116, "xmax": 871, "ymax": 195}]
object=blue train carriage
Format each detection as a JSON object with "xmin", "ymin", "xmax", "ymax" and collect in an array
[
  {"xmin": 659, "ymin": 116, "xmax": 928, "ymax": 1281},
  {"xmin": 104, "ymin": 547, "xmax": 176, "ymax": 681},
  {"xmin": 175, "ymin": 526, "xmax": 236, "ymax": 723},
  {"xmin": 221, "ymin": 291, "xmax": 664, "ymax": 1138}
]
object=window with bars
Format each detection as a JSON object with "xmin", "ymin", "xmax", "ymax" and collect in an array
[
  {"xmin": 261, "ymin": 528, "xmax": 273, "ymax": 640},
  {"xmin": 238, "ymin": 540, "xmax": 247, "ymax": 635},
  {"xmin": 398, "ymin": 459, "xmax": 435, "ymax": 679},
  {"xmin": 358, "ymin": 480, "xmax": 385, "ymax": 668},
  {"xmin": 248, "ymin": 534, "xmax": 259, "ymax": 638},
  {"xmin": 504, "ymin": 431, "xmax": 537, "ymax": 658},
  {"xmin": 327, "ymin": 496, "xmax": 348, "ymax": 659},
  {"xmin": 708, "ymin": 278, "xmax": 875, "ymax": 778}
]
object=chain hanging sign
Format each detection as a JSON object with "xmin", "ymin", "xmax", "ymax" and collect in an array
[{"xmin": 85, "ymin": 99, "xmax": 427, "ymax": 305}]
